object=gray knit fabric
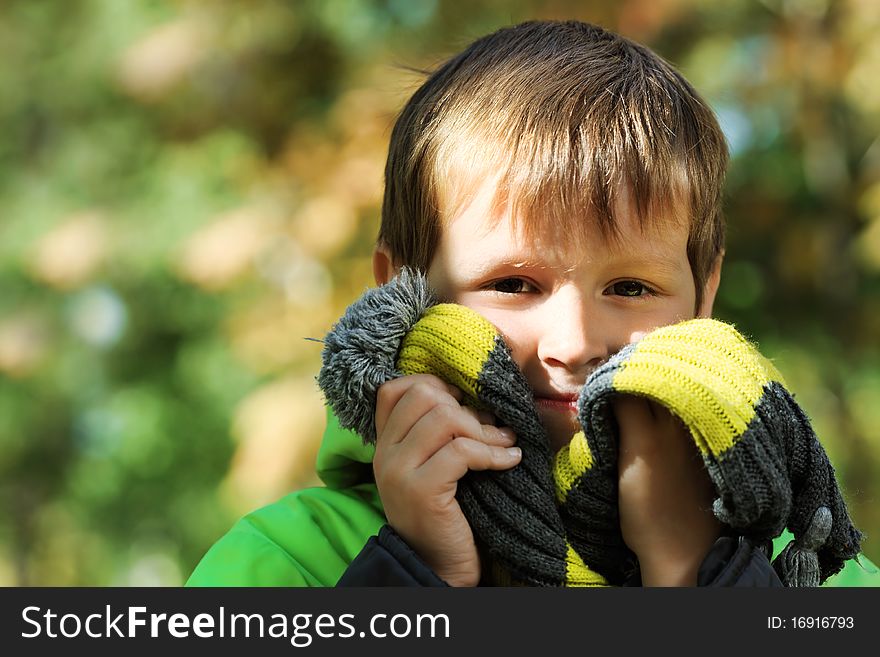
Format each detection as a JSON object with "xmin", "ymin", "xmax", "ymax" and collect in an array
[{"xmin": 576, "ymin": 325, "xmax": 863, "ymax": 585}]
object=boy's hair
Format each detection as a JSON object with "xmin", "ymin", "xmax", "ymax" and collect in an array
[{"xmin": 379, "ymin": 20, "xmax": 728, "ymax": 310}]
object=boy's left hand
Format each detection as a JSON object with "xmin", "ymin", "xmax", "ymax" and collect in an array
[{"xmin": 614, "ymin": 396, "xmax": 721, "ymax": 586}]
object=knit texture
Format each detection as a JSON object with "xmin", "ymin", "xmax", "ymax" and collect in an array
[
  {"xmin": 317, "ymin": 269, "xmax": 862, "ymax": 586},
  {"xmin": 580, "ymin": 320, "xmax": 863, "ymax": 584}
]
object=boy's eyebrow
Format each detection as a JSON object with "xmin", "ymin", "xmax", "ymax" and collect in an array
[
  {"xmin": 464, "ymin": 257, "xmax": 554, "ymax": 276},
  {"xmin": 607, "ymin": 253, "xmax": 688, "ymax": 273},
  {"xmin": 466, "ymin": 252, "xmax": 686, "ymax": 277}
]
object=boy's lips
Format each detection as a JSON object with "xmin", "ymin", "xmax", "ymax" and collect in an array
[{"xmin": 533, "ymin": 393, "xmax": 579, "ymax": 414}]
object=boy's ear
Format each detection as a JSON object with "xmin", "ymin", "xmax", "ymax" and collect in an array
[
  {"xmin": 372, "ymin": 242, "xmax": 398, "ymax": 286},
  {"xmin": 697, "ymin": 253, "xmax": 724, "ymax": 318}
]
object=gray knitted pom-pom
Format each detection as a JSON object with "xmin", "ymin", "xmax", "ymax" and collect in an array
[
  {"xmin": 316, "ymin": 268, "xmax": 436, "ymax": 444},
  {"xmin": 772, "ymin": 506, "xmax": 832, "ymax": 587}
]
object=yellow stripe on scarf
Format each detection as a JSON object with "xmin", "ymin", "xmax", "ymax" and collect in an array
[
  {"xmin": 397, "ymin": 304, "xmax": 497, "ymax": 408},
  {"xmin": 554, "ymin": 431, "xmax": 593, "ymax": 504},
  {"xmin": 566, "ymin": 543, "xmax": 609, "ymax": 586},
  {"xmin": 611, "ymin": 319, "xmax": 785, "ymax": 457}
]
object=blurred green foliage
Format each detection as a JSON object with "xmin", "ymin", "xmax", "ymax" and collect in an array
[{"xmin": 1, "ymin": 0, "xmax": 878, "ymax": 585}]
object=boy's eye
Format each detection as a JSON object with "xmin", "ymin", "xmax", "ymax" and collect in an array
[
  {"xmin": 490, "ymin": 278, "xmax": 533, "ymax": 294},
  {"xmin": 608, "ymin": 281, "xmax": 652, "ymax": 297}
]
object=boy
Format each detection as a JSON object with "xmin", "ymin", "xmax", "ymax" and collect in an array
[{"xmin": 186, "ymin": 20, "xmax": 869, "ymax": 587}]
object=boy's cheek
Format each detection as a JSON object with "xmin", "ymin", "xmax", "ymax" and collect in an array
[{"xmin": 483, "ymin": 313, "xmax": 537, "ymax": 358}]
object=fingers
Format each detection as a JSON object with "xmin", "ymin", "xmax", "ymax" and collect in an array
[
  {"xmin": 464, "ymin": 406, "xmax": 496, "ymax": 427},
  {"xmin": 390, "ymin": 401, "xmax": 515, "ymax": 469},
  {"xmin": 613, "ymin": 395, "xmax": 659, "ymax": 429},
  {"xmin": 613, "ymin": 395, "xmax": 650, "ymax": 455},
  {"xmin": 478, "ymin": 410, "xmax": 495, "ymax": 425},
  {"xmin": 613, "ymin": 396, "xmax": 688, "ymax": 454},
  {"xmin": 374, "ymin": 373, "xmax": 516, "ymax": 469},
  {"xmin": 375, "ymin": 374, "xmax": 462, "ymax": 441},
  {"xmin": 421, "ymin": 437, "xmax": 522, "ymax": 484},
  {"xmin": 460, "ymin": 406, "xmax": 511, "ymax": 446},
  {"xmin": 614, "ymin": 394, "xmax": 712, "ymax": 512}
]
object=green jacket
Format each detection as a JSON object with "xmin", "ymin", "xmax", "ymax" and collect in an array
[{"xmin": 186, "ymin": 409, "xmax": 879, "ymax": 587}]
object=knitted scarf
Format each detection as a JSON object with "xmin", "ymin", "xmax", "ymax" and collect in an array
[{"xmin": 317, "ymin": 269, "xmax": 862, "ymax": 587}]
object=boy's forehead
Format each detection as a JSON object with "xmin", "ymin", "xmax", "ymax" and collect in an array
[
  {"xmin": 437, "ymin": 174, "xmax": 690, "ymax": 275},
  {"xmin": 438, "ymin": 168, "xmax": 690, "ymax": 253}
]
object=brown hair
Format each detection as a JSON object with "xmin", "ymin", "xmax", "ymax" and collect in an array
[{"xmin": 379, "ymin": 20, "xmax": 728, "ymax": 310}]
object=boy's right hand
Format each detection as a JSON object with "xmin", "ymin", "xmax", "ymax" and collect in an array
[{"xmin": 373, "ymin": 374, "xmax": 521, "ymax": 587}]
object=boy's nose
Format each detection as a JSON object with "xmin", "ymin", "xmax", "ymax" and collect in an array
[{"xmin": 536, "ymin": 290, "xmax": 610, "ymax": 376}]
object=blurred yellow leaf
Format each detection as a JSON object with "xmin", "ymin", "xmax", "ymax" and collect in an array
[
  {"xmin": 0, "ymin": 551, "xmax": 14, "ymax": 586},
  {"xmin": 0, "ymin": 313, "xmax": 49, "ymax": 377},
  {"xmin": 292, "ymin": 196, "xmax": 358, "ymax": 258},
  {"xmin": 223, "ymin": 375, "xmax": 326, "ymax": 514},
  {"xmin": 116, "ymin": 18, "xmax": 211, "ymax": 102},
  {"xmin": 176, "ymin": 206, "xmax": 277, "ymax": 291},
  {"xmin": 228, "ymin": 296, "xmax": 332, "ymax": 374},
  {"xmin": 27, "ymin": 212, "xmax": 108, "ymax": 290},
  {"xmin": 845, "ymin": 36, "xmax": 880, "ymax": 114},
  {"xmin": 855, "ymin": 215, "xmax": 880, "ymax": 271}
]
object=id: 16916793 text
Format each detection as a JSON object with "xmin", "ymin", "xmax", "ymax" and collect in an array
[{"xmin": 767, "ymin": 616, "xmax": 854, "ymax": 630}]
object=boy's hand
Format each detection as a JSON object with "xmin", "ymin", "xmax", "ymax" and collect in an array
[
  {"xmin": 614, "ymin": 396, "xmax": 721, "ymax": 586},
  {"xmin": 373, "ymin": 374, "xmax": 521, "ymax": 587}
]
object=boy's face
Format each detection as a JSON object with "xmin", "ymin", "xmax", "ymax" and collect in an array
[{"xmin": 376, "ymin": 179, "xmax": 720, "ymax": 452}]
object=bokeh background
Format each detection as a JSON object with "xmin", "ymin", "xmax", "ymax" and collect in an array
[{"xmin": 1, "ymin": 0, "xmax": 878, "ymax": 586}]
